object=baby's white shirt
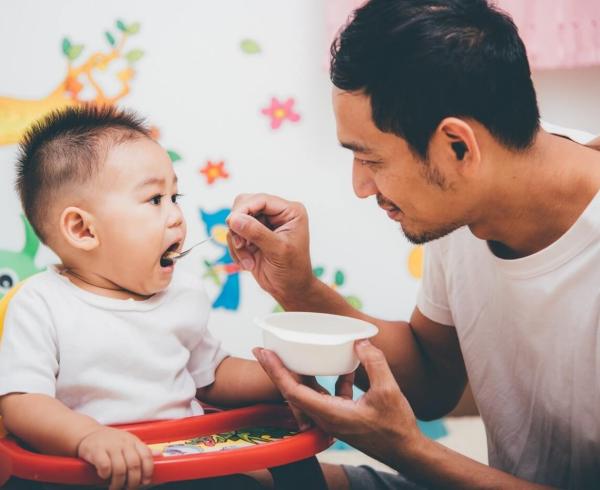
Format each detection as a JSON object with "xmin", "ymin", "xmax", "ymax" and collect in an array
[{"xmin": 0, "ymin": 266, "xmax": 228, "ymax": 425}]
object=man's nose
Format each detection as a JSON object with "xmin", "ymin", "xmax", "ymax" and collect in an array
[{"xmin": 352, "ymin": 160, "xmax": 378, "ymax": 198}]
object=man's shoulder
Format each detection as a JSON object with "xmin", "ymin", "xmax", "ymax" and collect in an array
[{"xmin": 541, "ymin": 120, "xmax": 595, "ymax": 144}]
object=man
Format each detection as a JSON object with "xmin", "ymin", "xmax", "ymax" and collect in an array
[{"xmin": 226, "ymin": 0, "xmax": 600, "ymax": 488}]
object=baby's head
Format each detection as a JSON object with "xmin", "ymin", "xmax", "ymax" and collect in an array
[{"xmin": 16, "ymin": 105, "xmax": 186, "ymax": 296}]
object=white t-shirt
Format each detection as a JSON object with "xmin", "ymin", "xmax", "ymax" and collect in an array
[
  {"xmin": 417, "ymin": 132, "xmax": 600, "ymax": 488},
  {"xmin": 0, "ymin": 266, "xmax": 228, "ymax": 425}
]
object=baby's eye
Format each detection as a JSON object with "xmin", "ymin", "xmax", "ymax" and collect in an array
[
  {"xmin": 150, "ymin": 194, "xmax": 163, "ymax": 205},
  {"xmin": 171, "ymin": 193, "xmax": 183, "ymax": 204}
]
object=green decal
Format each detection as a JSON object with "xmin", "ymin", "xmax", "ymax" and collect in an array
[
  {"xmin": 0, "ymin": 215, "xmax": 44, "ymax": 298},
  {"xmin": 240, "ymin": 39, "xmax": 261, "ymax": 54},
  {"xmin": 126, "ymin": 22, "xmax": 141, "ymax": 35},
  {"xmin": 125, "ymin": 49, "xmax": 144, "ymax": 64},
  {"xmin": 105, "ymin": 31, "xmax": 116, "ymax": 47},
  {"xmin": 167, "ymin": 149, "xmax": 182, "ymax": 163},
  {"xmin": 274, "ymin": 265, "xmax": 363, "ymax": 312}
]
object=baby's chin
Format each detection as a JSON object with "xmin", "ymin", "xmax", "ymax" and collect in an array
[
  {"xmin": 125, "ymin": 271, "xmax": 175, "ymax": 298},
  {"xmin": 151, "ymin": 264, "xmax": 178, "ymax": 293}
]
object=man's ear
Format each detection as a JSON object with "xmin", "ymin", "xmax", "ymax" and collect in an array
[
  {"xmin": 59, "ymin": 207, "xmax": 99, "ymax": 251},
  {"xmin": 436, "ymin": 117, "xmax": 481, "ymax": 171}
]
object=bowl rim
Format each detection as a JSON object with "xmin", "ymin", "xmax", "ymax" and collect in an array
[{"xmin": 255, "ymin": 311, "xmax": 378, "ymax": 346}]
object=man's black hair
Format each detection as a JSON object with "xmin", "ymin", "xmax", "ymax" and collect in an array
[
  {"xmin": 330, "ymin": 0, "xmax": 540, "ymax": 158},
  {"xmin": 16, "ymin": 104, "xmax": 150, "ymax": 242}
]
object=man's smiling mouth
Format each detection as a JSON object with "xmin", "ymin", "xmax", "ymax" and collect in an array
[{"xmin": 376, "ymin": 194, "xmax": 402, "ymax": 214}]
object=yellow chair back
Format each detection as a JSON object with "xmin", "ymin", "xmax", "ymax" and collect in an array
[
  {"xmin": 0, "ymin": 284, "xmax": 24, "ymax": 437},
  {"xmin": 0, "ymin": 284, "xmax": 23, "ymax": 342}
]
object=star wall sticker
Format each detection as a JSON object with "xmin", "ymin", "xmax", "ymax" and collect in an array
[
  {"xmin": 261, "ymin": 97, "xmax": 301, "ymax": 130},
  {"xmin": 200, "ymin": 160, "xmax": 230, "ymax": 185}
]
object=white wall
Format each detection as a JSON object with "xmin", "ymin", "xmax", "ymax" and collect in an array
[{"xmin": 0, "ymin": 2, "xmax": 598, "ymax": 360}]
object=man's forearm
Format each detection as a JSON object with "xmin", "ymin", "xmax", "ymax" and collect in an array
[
  {"xmin": 392, "ymin": 435, "xmax": 556, "ymax": 490},
  {"xmin": 278, "ymin": 278, "xmax": 463, "ymax": 418},
  {"xmin": 277, "ymin": 275, "xmax": 358, "ymax": 316},
  {"xmin": 0, "ymin": 393, "xmax": 102, "ymax": 456}
]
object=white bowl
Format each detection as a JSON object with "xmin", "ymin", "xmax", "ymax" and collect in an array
[{"xmin": 255, "ymin": 312, "xmax": 378, "ymax": 376}]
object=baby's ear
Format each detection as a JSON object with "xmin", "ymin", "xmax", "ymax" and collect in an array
[{"xmin": 59, "ymin": 207, "xmax": 99, "ymax": 251}]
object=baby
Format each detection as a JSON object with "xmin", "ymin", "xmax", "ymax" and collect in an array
[{"xmin": 0, "ymin": 105, "xmax": 281, "ymax": 489}]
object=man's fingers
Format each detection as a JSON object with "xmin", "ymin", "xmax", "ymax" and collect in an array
[
  {"xmin": 335, "ymin": 372, "xmax": 355, "ymax": 400},
  {"xmin": 230, "ymin": 194, "xmax": 291, "ymax": 224},
  {"xmin": 288, "ymin": 402, "xmax": 313, "ymax": 432},
  {"xmin": 252, "ymin": 347, "xmax": 300, "ymax": 398},
  {"xmin": 230, "ymin": 230, "xmax": 245, "ymax": 249},
  {"xmin": 226, "ymin": 226, "xmax": 257, "ymax": 271},
  {"xmin": 228, "ymin": 212, "xmax": 279, "ymax": 250},
  {"xmin": 304, "ymin": 376, "xmax": 330, "ymax": 396},
  {"xmin": 253, "ymin": 348, "xmax": 341, "ymax": 417},
  {"xmin": 227, "ymin": 231, "xmax": 242, "ymax": 256},
  {"xmin": 355, "ymin": 340, "xmax": 396, "ymax": 390}
]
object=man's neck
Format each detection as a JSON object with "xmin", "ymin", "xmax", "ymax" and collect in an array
[{"xmin": 470, "ymin": 130, "xmax": 600, "ymax": 259}]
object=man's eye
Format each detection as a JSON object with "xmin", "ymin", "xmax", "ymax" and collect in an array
[
  {"xmin": 171, "ymin": 193, "xmax": 183, "ymax": 204},
  {"xmin": 150, "ymin": 195, "xmax": 163, "ymax": 205},
  {"xmin": 355, "ymin": 157, "xmax": 380, "ymax": 166}
]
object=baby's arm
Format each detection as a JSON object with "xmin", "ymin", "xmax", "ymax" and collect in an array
[
  {"xmin": 196, "ymin": 357, "xmax": 282, "ymax": 407},
  {"xmin": 0, "ymin": 392, "xmax": 153, "ymax": 489}
]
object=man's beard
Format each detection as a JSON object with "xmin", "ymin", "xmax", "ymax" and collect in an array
[
  {"xmin": 376, "ymin": 195, "xmax": 462, "ymax": 244},
  {"xmin": 379, "ymin": 162, "xmax": 461, "ymax": 244},
  {"xmin": 401, "ymin": 223, "xmax": 462, "ymax": 244}
]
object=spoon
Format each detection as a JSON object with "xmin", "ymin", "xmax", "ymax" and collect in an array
[{"xmin": 160, "ymin": 238, "xmax": 211, "ymax": 267}]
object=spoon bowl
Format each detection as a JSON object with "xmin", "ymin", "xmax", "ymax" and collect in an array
[{"xmin": 160, "ymin": 238, "xmax": 212, "ymax": 267}]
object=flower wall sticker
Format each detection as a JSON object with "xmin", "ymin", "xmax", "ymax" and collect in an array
[
  {"xmin": 0, "ymin": 19, "xmax": 144, "ymax": 147},
  {"xmin": 261, "ymin": 97, "xmax": 300, "ymax": 130},
  {"xmin": 200, "ymin": 160, "xmax": 230, "ymax": 185}
]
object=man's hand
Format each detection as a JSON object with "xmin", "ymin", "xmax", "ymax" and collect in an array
[
  {"xmin": 226, "ymin": 193, "xmax": 314, "ymax": 303},
  {"xmin": 77, "ymin": 427, "xmax": 154, "ymax": 490},
  {"xmin": 253, "ymin": 340, "xmax": 424, "ymax": 466}
]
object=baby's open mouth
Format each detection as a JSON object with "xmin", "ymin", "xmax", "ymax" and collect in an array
[{"xmin": 160, "ymin": 242, "xmax": 181, "ymax": 268}]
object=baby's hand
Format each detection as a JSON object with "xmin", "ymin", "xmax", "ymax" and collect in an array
[{"xmin": 77, "ymin": 426, "xmax": 154, "ymax": 489}]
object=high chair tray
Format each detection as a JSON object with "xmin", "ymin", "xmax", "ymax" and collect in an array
[{"xmin": 0, "ymin": 403, "xmax": 332, "ymax": 485}]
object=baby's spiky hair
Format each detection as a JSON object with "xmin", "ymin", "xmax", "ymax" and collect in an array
[{"xmin": 15, "ymin": 104, "xmax": 150, "ymax": 242}]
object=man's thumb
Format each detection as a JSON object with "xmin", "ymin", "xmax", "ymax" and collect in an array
[
  {"xmin": 355, "ymin": 340, "xmax": 394, "ymax": 389},
  {"xmin": 228, "ymin": 212, "xmax": 276, "ymax": 249}
]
